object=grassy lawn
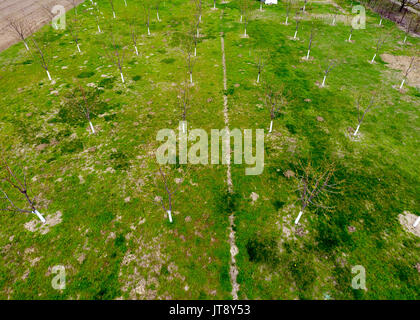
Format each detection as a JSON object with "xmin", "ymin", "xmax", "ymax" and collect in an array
[{"xmin": 0, "ymin": 0, "xmax": 419, "ymax": 300}]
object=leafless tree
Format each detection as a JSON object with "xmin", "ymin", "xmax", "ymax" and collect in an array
[
  {"xmin": 31, "ymin": 37, "xmax": 52, "ymax": 81},
  {"xmin": 320, "ymin": 60, "xmax": 336, "ymax": 87},
  {"xmin": 347, "ymin": 25, "xmax": 354, "ymax": 42},
  {"xmin": 353, "ymin": 94, "xmax": 376, "ymax": 136},
  {"xmin": 68, "ymin": 11, "xmax": 82, "ymax": 53},
  {"xmin": 193, "ymin": 0, "xmax": 203, "ymax": 23},
  {"xmin": 305, "ymin": 26, "xmax": 315, "ymax": 60},
  {"xmin": 371, "ymin": 32, "xmax": 386, "ymax": 63},
  {"xmin": 6, "ymin": 17, "xmax": 34, "ymax": 51},
  {"xmin": 129, "ymin": 17, "xmax": 140, "ymax": 56},
  {"xmin": 256, "ymin": 52, "xmax": 265, "ymax": 83},
  {"xmin": 399, "ymin": 56, "xmax": 415, "ymax": 89},
  {"xmin": 178, "ymin": 80, "xmax": 191, "ymax": 133},
  {"xmin": 181, "ymin": 29, "xmax": 196, "ymax": 84},
  {"xmin": 302, "ymin": 0, "xmax": 308, "ymax": 12},
  {"xmin": 263, "ymin": 81, "xmax": 286, "ymax": 133},
  {"xmin": 0, "ymin": 155, "xmax": 46, "ymax": 223},
  {"xmin": 294, "ymin": 161, "xmax": 339, "ymax": 225},
  {"xmin": 285, "ymin": 0, "xmax": 292, "ymax": 25},
  {"xmin": 92, "ymin": 2, "xmax": 103, "ymax": 33},
  {"xmin": 403, "ymin": 16, "xmax": 415, "ymax": 44},
  {"xmin": 65, "ymin": 84, "xmax": 97, "ymax": 134},
  {"xmin": 155, "ymin": 166, "xmax": 187, "ymax": 223},
  {"xmin": 143, "ymin": 0, "xmax": 152, "ymax": 36},
  {"xmin": 293, "ymin": 11, "xmax": 300, "ymax": 39},
  {"xmin": 155, "ymin": 0, "xmax": 162, "ymax": 21},
  {"xmin": 109, "ymin": 0, "xmax": 116, "ymax": 19},
  {"xmin": 103, "ymin": 28, "xmax": 126, "ymax": 83}
]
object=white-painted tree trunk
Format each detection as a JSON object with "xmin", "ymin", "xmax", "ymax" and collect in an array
[
  {"xmin": 197, "ymin": 29, "xmax": 199, "ymax": 38},
  {"xmin": 97, "ymin": 24, "xmax": 101, "ymax": 33},
  {"xmin": 306, "ymin": 49, "xmax": 310, "ymax": 60},
  {"xmin": 33, "ymin": 210, "xmax": 46, "ymax": 223},
  {"xmin": 269, "ymin": 120, "xmax": 273, "ymax": 133},
  {"xmin": 124, "ymin": 0, "xmax": 127, "ymax": 6},
  {"xmin": 157, "ymin": 12, "xmax": 160, "ymax": 21},
  {"xmin": 194, "ymin": 47, "xmax": 196, "ymax": 56},
  {"xmin": 294, "ymin": 31, "xmax": 298, "ymax": 39},
  {"xmin": 294, "ymin": 211, "xmax": 303, "ymax": 225},
  {"xmin": 182, "ymin": 121, "xmax": 186, "ymax": 133},
  {"xmin": 285, "ymin": 16, "xmax": 288, "ymax": 25},
  {"xmin": 120, "ymin": 72, "xmax": 125, "ymax": 83},
  {"xmin": 135, "ymin": 45, "xmax": 139, "ymax": 56},
  {"xmin": 348, "ymin": 34, "xmax": 352, "ymax": 41},
  {"xmin": 244, "ymin": 28, "xmax": 247, "ymax": 37},
  {"xmin": 113, "ymin": 11, "xmax": 116, "ymax": 19},
  {"xmin": 371, "ymin": 53, "xmax": 376, "ymax": 63},
  {"xmin": 46, "ymin": 70, "xmax": 52, "ymax": 81},
  {"xmin": 403, "ymin": 36, "xmax": 407, "ymax": 44},
  {"xmin": 332, "ymin": 17, "xmax": 336, "ymax": 26},
  {"xmin": 413, "ymin": 216, "xmax": 420, "ymax": 227},
  {"xmin": 77, "ymin": 43, "xmax": 81, "ymax": 52},
  {"xmin": 199, "ymin": 15, "xmax": 202, "ymax": 22},
  {"xmin": 257, "ymin": 73, "xmax": 260, "ymax": 83},
  {"xmin": 167, "ymin": 210, "xmax": 173, "ymax": 223},
  {"xmin": 24, "ymin": 41, "xmax": 29, "ymax": 51},
  {"xmin": 89, "ymin": 121, "xmax": 95, "ymax": 134},
  {"xmin": 321, "ymin": 75, "xmax": 326, "ymax": 87},
  {"xmin": 400, "ymin": 78, "xmax": 405, "ymax": 89},
  {"xmin": 260, "ymin": 3, "xmax": 262, "ymax": 11},
  {"xmin": 303, "ymin": 4, "xmax": 306, "ymax": 12},
  {"xmin": 190, "ymin": 72, "xmax": 193, "ymax": 84},
  {"xmin": 148, "ymin": 27, "xmax": 151, "ymax": 36},
  {"xmin": 353, "ymin": 123, "xmax": 360, "ymax": 136},
  {"xmin": 379, "ymin": 18, "xmax": 382, "ymax": 26}
]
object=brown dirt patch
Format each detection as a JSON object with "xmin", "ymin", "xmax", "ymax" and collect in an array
[
  {"xmin": 381, "ymin": 54, "xmax": 420, "ymax": 88},
  {"xmin": 398, "ymin": 211, "xmax": 420, "ymax": 237}
]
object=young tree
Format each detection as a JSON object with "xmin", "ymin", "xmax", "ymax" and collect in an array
[
  {"xmin": 109, "ymin": 0, "xmax": 116, "ymax": 19},
  {"xmin": 293, "ymin": 11, "xmax": 301, "ymax": 39},
  {"xmin": 68, "ymin": 11, "xmax": 82, "ymax": 53},
  {"xmin": 371, "ymin": 32, "xmax": 386, "ymax": 63},
  {"xmin": 353, "ymin": 94, "xmax": 376, "ymax": 136},
  {"xmin": 320, "ymin": 60, "xmax": 336, "ymax": 87},
  {"xmin": 129, "ymin": 17, "xmax": 140, "ymax": 56},
  {"xmin": 6, "ymin": 17, "xmax": 33, "ymax": 51},
  {"xmin": 178, "ymin": 80, "xmax": 191, "ymax": 133},
  {"xmin": 302, "ymin": 0, "xmax": 308, "ymax": 12},
  {"xmin": 193, "ymin": 0, "xmax": 203, "ymax": 22},
  {"xmin": 143, "ymin": 0, "xmax": 152, "ymax": 36},
  {"xmin": 403, "ymin": 16, "xmax": 414, "ymax": 44},
  {"xmin": 184, "ymin": 32, "xmax": 196, "ymax": 84},
  {"xmin": 285, "ymin": 0, "xmax": 292, "ymax": 25},
  {"xmin": 263, "ymin": 81, "xmax": 286, "ymax": 133},
  {"xmin": 0, "ymin": 155, "xmax": 46, "ymax": 223},
  {"xmin": 65, "ymin": 84, "xmax": 97, "ymax": 134},
  {"xmin": 155, "ymin": 166, "xmax": 187, "ymax": 223},
  {"xmin": 155, "ymin": 0, "xmax": 162, "ymax": 21},
  {"xmin": 305, "ymin": 26, "xmax": 315, "ymax": 60},
  {"xmin": 259, "ymin": 0, "xmax": 264, "ymax": 12},
  {"xmin": 294, "ymin": 161, "xmax": 338, "ymax": 225},
  {"xmin": 256, "ymin": 52, "xmax": 265, "ymax": 83},
  {"xmin": 31, "ymin": 38, "xmax": 52, "ymax": 81},
  {"xmin": 399, "ymin": 56, "xmax": 415, "ymax": 90},
  {"xmin": 92, "ymin": 2, "xmax": 103, "ymax": 33},
  {"xmin": 347, "ymin": 25, "xmax": 354, "ymax": 42},
  {"xmin": 213, "ymin": 0, "xmax": 217, "ymax": 10},
  {"xmin": 103, "ymin": 28, "xmax": 126, "ymax": 83}
]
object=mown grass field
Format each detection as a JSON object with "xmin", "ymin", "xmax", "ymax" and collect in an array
[{"xmin": 0, "ymin": 0, "xmax": 419, "ymax": 300}]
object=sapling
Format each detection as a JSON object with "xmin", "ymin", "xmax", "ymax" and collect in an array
[
  {"xmin": 320, "ymin": 60, "xmax": 336, "ymax": 87},
  {"xmin": 348, "ymin": 25, "xmax": 353, "ymax": 42},
  {"xmin": 294, "ymin": 162, "xmax": 338, "ymax": 225},
  {"xmin": 156, "ymin": 167, "xmax": 187, "ymax": 223},
  {"xmin": 302, "ymin": 0, "xmax": 308, "ymax": 12},
  {"xmin": 143, "ymin": 1, "xmax": 152, "ymax": 36},
  {"xmin": 353, "ymin": 94, "xmax": 376, "ymax": 136},
  {"xmin": 194, "ymin": 0, "xmax": 203, "ymax": 23},
  {"xmin": 68, "ymin": 13, "xmax": 82, "ymax": 53},
  {"xmin": 213, "ymin": 0, "xmax": 217, "ymax": 10},
  {"xmin": 92, "ymin": 3, "xmax": 103, "ymax": 33},
  {"xmin": 305, "ymin": 26, "xmax": 315, "ymax": 60},
  {"xmin": 109, "ymin": 0, "xmax": 116, "ymax": 19},
  {"xmin": 129, "ymin": 18, "xmax": 140, "ymax": 56},
  {"xmin": 31, "ymin": 38, "xmax": 52, "ymax": 81},
  {"xmin": 156, "ymin": 0, "xmax": 162, "ymax": 21},
  {"xmin": 285, "ymin": 0, "xmax": 292, "ymax": 25},
  {"xmin": 399, "ymin": 56, "xmax": 415, "ymax": 90},
  {"xmin": 103, "ymin": 29, "xmax": 126, "ymax": 83},
  {"xmin": 263, "ymin": 82, "xmax": 286, "ymax": 133},
  {"xmin": 293, "ymin": 11, "xmax": 300, "ymax": 39},
  {"xmin": 6, "ymin": 17, "xmax": 33, "ymax": 51},
  {"xmin": 66, "ymin": 84, "xmax": 97, "ymax": 134},
  {"xmin": 0, "ymin": 155, "xmax": 46, "ymax": 223},
  {"xmin": 239, "ymin": 0, "xmax": 250, "ymax": 23},
  {"xmin": 178, "ymin": 80, "xmax": 191, "ymax": 133},
  {"xmin": 256, "ymin": 54, "xmax": 264, "ymax": 83},
  {"xmin": 403, "ymin": 17, "xmax": 414, "ymax": 44},
  {"xmin": 371, "ymin": 33, "xmax": 385, "ymax": 63}
]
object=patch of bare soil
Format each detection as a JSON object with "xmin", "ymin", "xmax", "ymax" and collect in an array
[
  {"xmin": 24, "ymin": 211, "xmax": 62, "ymax": 234},
  {"xmin": 381, "ymin": 54, "xmax": 420, "ymax": 88},
  {"xmin": 0, "ymin": 0, "xmax": 84, "ymax": 52},
  {"xmin": 398, "ymin": 211, "xmax": 420, "ymax": 237}
]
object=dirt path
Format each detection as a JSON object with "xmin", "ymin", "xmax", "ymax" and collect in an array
[
  {"xmin": 220, "ymin": 32, "xmax": 240, "ymax": 300},
  {"xmin": 0, "ymin": 0, "xmax": 84, "ymax": 52}
]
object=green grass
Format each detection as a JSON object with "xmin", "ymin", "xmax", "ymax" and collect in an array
[{"xmin": 0, "ymin": 0, "xmax": 419, "ymax": 300}]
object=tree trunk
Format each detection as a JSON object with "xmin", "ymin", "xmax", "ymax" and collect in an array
[
  {"xmin": 33, "ymin": 209, "xmax": 46, "ymax": 223},
  {"xmin": 294, "ymin": 211, "xmax": 303, "ymax": 225}
]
